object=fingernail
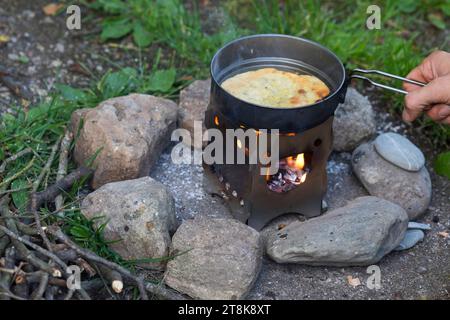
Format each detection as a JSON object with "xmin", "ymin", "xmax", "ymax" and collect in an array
[{"xmin": 438, "ymin": 106, "xmax": 450, "ymax": 118}]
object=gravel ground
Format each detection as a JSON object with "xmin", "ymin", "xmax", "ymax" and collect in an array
[{"xmin": 1, "ymin": 0, "xmax": 449, "ymax": 300}]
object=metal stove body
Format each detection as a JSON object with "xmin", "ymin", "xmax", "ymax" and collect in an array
[{"xmin": 203, "ymin": 34, "xmax": 347, "ymax": 230}]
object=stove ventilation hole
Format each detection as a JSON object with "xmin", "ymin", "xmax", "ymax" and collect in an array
[
  {"xmin": 266, "ymin": 153, "xmax": 311, "ymax": 193},
  {"xmin": 314, "ymin": 138, "xmax": 322, "ymax": 147}
]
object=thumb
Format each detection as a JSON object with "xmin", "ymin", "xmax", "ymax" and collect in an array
[{"xmin": 403, "ymin": 75, "xmax": 450, "ymax": 122}]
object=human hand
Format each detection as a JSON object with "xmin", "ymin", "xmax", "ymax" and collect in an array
[{"xmin": 403, "ymin": 50, "xmax": 450, "ymax": 124}]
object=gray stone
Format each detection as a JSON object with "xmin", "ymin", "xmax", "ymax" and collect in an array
[
  {"xmin": 165, "ymin": 216, "xmax": 262, "ymax": 299},
  {"xmin": 81, "ymin": 177, "xmax": 177, "ymax": 269},
  {"xmin": 394, "ymin": 229, "xmax": 424, "ymax": 251},
  {"xmin": 178, "ymin": 79, "xmax": 210, "ymax": 149},
  {"xmin": 332, "ymin": 88, "xmax": 376, "ymax": 152},
  {"xmin": 71, "ymin": 94, "xmax": 178, "ymax": 189},
  {"xmin": 408, "ymin": 222, "xmax": 431, "ymax": 230},
  {"xmin": 266, "ymin": 196, "xmax": 408, "ymax": 266},
  {"xmin": 352, "ymin": 142, "xmax": 432, "ymax": 220},
  {"xmin": 374, "ymin": 132, "xmax": 425, "ymax": 171}
]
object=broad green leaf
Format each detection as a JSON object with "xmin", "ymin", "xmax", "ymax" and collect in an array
[
  {"xmin": 90, "ymin": 0, "xmax": 127, "ymax": 14},
  {"xmin": 26, "ymin": 104, "xmax": 50, "ymax": 122},
  {"xmin": 11, "ymin": 179, "xmax": 29, "ymax": 212},
  {"xmin": 434, "ymin": 151, "xmax": 450, "ymax": 179},
  {"xmin": 145, "ymin": 69, "xmax": 176, "ymax": 92},
  {"xmin": 101, "ymin": 68, "xmax": 137, "ymax": 97},
  {"xmin": 397, "ymin": 0, "xmax": 418, "ymax": 13},
  {"xmin": 2, "ymin": 113, "xmax": 16, "ymax": 125},
  {"xmin": 70, "ymin": 225, "xmax": 91, "ymax": 239},
  {"xmin": 55, "ymin": 84, "xmax": 88, "ymax": 102},
  {"xmin": 428, "ymin": 13, "xmax": 446, "ymax": 30},
  {"xmin": 100, "ymin": 18, "xmax": 133, "ymax": 41},
  {"xmin": 440, "ymin": 3, "xmax": 450, "ymax": 17},
  {"xmin": 133, "ymin": 20, "xmax": 152, "ymax": 47}
]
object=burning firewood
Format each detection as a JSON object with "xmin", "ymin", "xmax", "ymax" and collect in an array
[{"xmin": 267, "ymin": 154, "xmax": 310, "ymax": 193}]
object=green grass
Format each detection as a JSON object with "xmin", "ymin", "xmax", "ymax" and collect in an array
[
  {"xmin": 88, "ymin": 0, "xmax": 449, "ymax": 149},
  {"xmin": 244, "ymin": 0, "xmax": 449, "ymax": 148},
  {"xmin": 0, "ymin": 60, "xmax": 186, "ymax": 266}
]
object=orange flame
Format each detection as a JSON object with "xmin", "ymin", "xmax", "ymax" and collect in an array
[
  {"xmin": 214, "ymin": 116, "xmax": 219, "ymax": 126},
  {"xmin": 295, "ymin": 153, "xmax": 305, "ymax": 170},
  {"xmin": 300, "ymin": 172, "xmax": 307, "ymax": 183}
]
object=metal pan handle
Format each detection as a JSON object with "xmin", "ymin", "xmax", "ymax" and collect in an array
[{"xmin": 350, "ymin": 68, "xmax": 426, "ymax": 95}]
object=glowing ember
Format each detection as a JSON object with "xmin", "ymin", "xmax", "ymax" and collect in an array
[{"xmin": 266, "ymin": 153, "xmax": 309, "ymax": 193}]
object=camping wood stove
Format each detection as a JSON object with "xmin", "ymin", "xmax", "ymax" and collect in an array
[{"xmin": 203, "ymin": 34, "xmax": 348, "ymax": 230}]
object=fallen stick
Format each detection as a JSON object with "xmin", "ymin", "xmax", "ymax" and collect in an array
[
  {"xmin": 0, "ymin": 226, "xmax": 10, "ymax": 256},
  {"xmin": 54, "ymin": 249, "xmax": 78, "ymax": 262},
  {"xmin": 0, "ymin": 197, "xmax": 59, "ymax": 276},
  {"xmin": 95, "ymin": 263, "xmax": 123, "ymax": 294},
  {"xmin": 47, "ymin": 227, "xmax": 150, "ymax": 299},
  {"xmin": 76, "ymin": 257, "xmax": 96, "ymax": 278},
  {"xmin": 0, "ymin": 246, "xmax": 16, "ymax": 300},
  {"xmin": 0, "ymin": 148, "xmax": 32, "ymax": 174},
  {"xmin": 30, "ymin": 271, "xmax": 48, "ymax": 300},
  {"xmin": 0, "ymin": 289, "xmax": 26, "ymax": 300},
  {"xmin": 31, "ymin": 139, "xmax": 61, "ymax": 250},
  {"xmin": 0, "ymin": 225, "xmax": 66, "ymax": 274},
  {"xmin": 55, "ymin": 130, "xmax": 73, "ymax": 212},
  {"xmin": 47, "ymin": 226, "xmax": 187, "ymax": 300},
  {"xmin": 15, "ymin": 220, "xmax": 40, "ymax": 236},
  {"xmin": 30, "ymin": 166, "xmax": 93, "ymax": 210},
  {"xmin": 44, "ymin": 285, "xmax": 58, "ymax": 300},
  {"xmin": 28, "ymin": 165, "xmax": 92, "ymax": 252},
  {"xmin": 32, "ymin": 138, "xmax": 61, "ymax": 193},
  {"xmin": 12, "ymin": 277, "xmax": 29, "ymax": 299},
  {"xmin": 0, "ymin": 157, "xmax": 35, "ymax": 191}
]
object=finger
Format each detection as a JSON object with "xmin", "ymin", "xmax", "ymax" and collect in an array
[
  {"xmin": 403, "ymin": 67, "xmax": 428, "ymax": 92},
  {"xmin": 425, "ymin": 104, "xmax": 450, "ymax": 122},
  {"xmin": 403, "ymin": 75, "xmax": 450, "ymax": 122},
  {"xmin": 402, "ymin": 107, "xmax": 419, "ymax": 122},
  {"xmin": 441, "ymin": 116, "xmax": 450, "ymax": 125}
]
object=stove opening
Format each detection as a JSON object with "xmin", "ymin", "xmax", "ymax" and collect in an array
[{"xmin": 266, "ymin": 153, "xmax": 312, "ymax": 193}]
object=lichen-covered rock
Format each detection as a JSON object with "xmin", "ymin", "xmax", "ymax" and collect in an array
[
  {"xmin": 352, "ymin": 142, "xmax": 432, "ymax": 220},
  {"xmin": 333, "ymin": 88, "xmax": 376, "ymax": 152},
  {"xmin": 71, "ymin": 93, "xmax": 178, "ymax": 189},
  {"xmin": 266, "ymin": 196, "xmax": 408, "ymax": 266},
  {"xmin": 178, "ymin": 79, "xmax": 210, "ymax": 149},
  {"xmin": 81, "ymin": 177, "xmax": 177, "ymax": 269},
  {"xmin": 165, "ymin": 216, "xmax": 262, "ymax": 299}
]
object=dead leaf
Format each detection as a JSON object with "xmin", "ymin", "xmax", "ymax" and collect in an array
[
  {"xmin": 347, "ymin": 275, "xmax": 361, "ymax": 288},
  {"xmin": 43, "ymin": 3, "xmax": 64, "ymax": 16},
  {"xmin": 277, "ymin": 223, "xmax": 287, "ymax": 230},
  {"xmin": 0, "ymin": 34, "xmax": 10, "ymax": 43},
  {"xmin": 437, "ymin": 231, "xmax": 449, "ymax": 238}
]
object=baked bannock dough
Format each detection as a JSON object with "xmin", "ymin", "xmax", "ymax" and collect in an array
[{"xmin": 221, "ymin": 67, "xmax": 330, "ymax": 108}]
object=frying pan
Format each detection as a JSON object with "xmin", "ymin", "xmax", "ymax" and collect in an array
[{"xmin": 210, "ymin": 34, "xmax": 426, "ymax": 133}]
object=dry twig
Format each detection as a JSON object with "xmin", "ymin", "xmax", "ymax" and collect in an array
[
  {"xmin": 0, "ymin": 148, "xmax": 32, "ymax": 175},
  {"xmin": 55, "ymin": 130, "xmax": 73, "ymax": 212}
]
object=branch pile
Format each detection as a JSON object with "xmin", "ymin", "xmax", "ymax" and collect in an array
[{"xmin": 0, "ymin": 141, "xmax": 185, "ymax": 300}]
